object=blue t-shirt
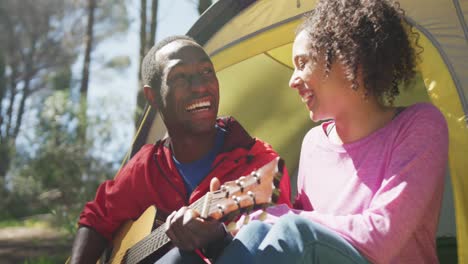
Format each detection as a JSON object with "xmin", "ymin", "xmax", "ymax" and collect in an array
[{"xmin": 172, "ymin": 126, "xmax": 226, "ymax": 194}]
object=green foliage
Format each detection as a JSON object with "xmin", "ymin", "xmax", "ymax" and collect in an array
[
  {"xmin": 105, "ymin": 55, "xmax": 131, "ymax": 71},
  {"xmin": 4, "ymin": 91, "xmax": 118, "ymax": 232},
  {"xmin": 0, "ymin": 217, "xmax": 49, "ymax": 228},
  {"xmin": 0, "ymin": 0, "xmax": 130, "ymax": 241},
  {"xmin": 51, "ymin": 67, "xmax": 73, "ymax": 92},
  {"xmin": 93, "ymin": 0, "xmax": 130, "ymax": 42},
  {"xmin": 23, "ymin": 256, "xmax": 67, "ymax": 264}
]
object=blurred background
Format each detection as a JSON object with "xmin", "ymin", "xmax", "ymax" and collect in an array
[{"xmin": 0, "ymin": 0, "xmax": 213, "ymax": 263}]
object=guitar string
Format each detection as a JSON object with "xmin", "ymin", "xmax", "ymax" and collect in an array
[
  {"xmin": 106, "ymin": 193, "xmax": 210, "ymax": 263},
  {"xmin": 106, "ymin": 172, "xmax": 278, "ymax": 263},
  {"xmin": 110, "ymin": 198, "xmax": 245, "ymax": 263}
]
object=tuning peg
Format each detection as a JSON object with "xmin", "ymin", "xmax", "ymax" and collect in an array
[
  {"xmin": 235, "ymin": 179, "xmax": 245, "ymax": 192},
  {"xmin": 247, "ymin": 191, "xmax": 256, "ymax": 205},
  {"xmin": 251, "ymin": 171, "xmax": 261, "ymax": 184},
  {"xmin": 217, "ymin": 204, "xmax": 225, "ymax": 216},
  {"xmin": 221, "ymin": 185, "xmax": 229, "ymax": 198},
  {"xmin": 231, "ymin": 195, "xmax": 241, "ymax": 209}
]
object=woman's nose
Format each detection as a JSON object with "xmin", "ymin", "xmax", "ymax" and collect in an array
[{"xmin": 289, "ymin": 73, "xmax": 302, "ymax": 89}]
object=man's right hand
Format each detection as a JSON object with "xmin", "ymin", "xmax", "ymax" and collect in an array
[{"xmin": 69, "ymin": 226, "xmax": 107, "ymax": 264}]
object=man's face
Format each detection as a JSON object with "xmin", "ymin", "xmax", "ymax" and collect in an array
[{"xmin": 156, "ymin": 41, "xmax": 219, "ymax": 134}]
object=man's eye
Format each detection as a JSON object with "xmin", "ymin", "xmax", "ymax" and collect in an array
[
  {"xmin": 170, "ymin": 74, "xmax": 189, "ymax": 86},
  {"xmin": 202, "ymin": 68, "xmax": 214, "ymax": 75},
  {"xmin": 173, "ymin": 73, "xmax": 187, "ymax": 80}
]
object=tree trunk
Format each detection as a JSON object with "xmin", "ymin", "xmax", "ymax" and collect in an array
[
  {"xmin": 13, "ymin": 75, "xmax": 30, "ymax": 140},
  {"xmin": 0, "ymin": 50, "xmax": 6, "ymax": 137},
  {"xmin": 80, "ymin": 0, "xmax": 96, "ymax": 101},
  {"xmin": 148, "ymin": 0, "xmax": 158, "ymax": 47},
  {"xmin": 0, "ymin": 51, "xmax": 8, "ymax": 178},
  {"xmin": 197, "ymin": 0, "xmax": 212, "ymax": 15},
  {"xmin": 136, "ymin": 0, "xmax": 148, "ymax": 126},
  {"xmin": 79, "ymin": 0, "xmax": 96, "ymax": 142},
  {"xmin": 5, "ymin": 66, "xmax": 17, "ymax": 138},
  {"xmin": 13, "ymin": 35, "xmax": 37, "ymax": 140}
]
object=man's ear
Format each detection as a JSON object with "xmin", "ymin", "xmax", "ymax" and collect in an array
[{"xmin": 143, "ymin": 85, "xmax": 158, "ymax": 109}]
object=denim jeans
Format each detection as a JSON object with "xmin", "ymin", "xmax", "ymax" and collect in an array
[
  {"xmin": 154, "ymin": 247, "xmax": 205, "ymax": 264},
  {"xmin": 216, "ymin": 213, "xmax": 370, "ymax": 264}
]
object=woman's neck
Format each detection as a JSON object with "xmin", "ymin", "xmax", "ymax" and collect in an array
[{"xmin": 331, "ymin": 100, "xmax": 396, "ymax": 144}]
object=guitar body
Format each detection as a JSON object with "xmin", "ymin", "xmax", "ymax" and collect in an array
[{"xmin": 103, "ymin": 206, "xmax": 170, "ymax": 264}]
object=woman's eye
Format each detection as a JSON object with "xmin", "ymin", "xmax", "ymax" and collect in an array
[{"xmin": 298, "ymin": 61, "xmax": 306, "ymax": 70}]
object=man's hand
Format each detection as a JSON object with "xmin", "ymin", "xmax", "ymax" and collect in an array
[
  {"xmin": 164, "ymin": 177, "xmax": 226, "ymax": 251},
  {"xmin": 165, "ymin": 207, "xmax": 227, "ymax": 251}
]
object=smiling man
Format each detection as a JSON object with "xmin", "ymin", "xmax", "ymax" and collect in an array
[{"xmin": 69, "ymin": 36, "xmax": 291, "ymax": 264}]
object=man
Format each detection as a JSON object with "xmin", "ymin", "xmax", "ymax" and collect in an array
[{"xmin": 69, "ymin": 35, "xmax": 291, "ymax": 263}]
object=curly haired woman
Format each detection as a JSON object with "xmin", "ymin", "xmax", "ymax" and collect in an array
[{"xmin": 215, "ymin": 0, "xmax": 449, "ymax": 263}]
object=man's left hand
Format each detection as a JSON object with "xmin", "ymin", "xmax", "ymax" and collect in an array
[{"xmin": 164, "ymin": 177, "xmax": 228, "ymax": 251}]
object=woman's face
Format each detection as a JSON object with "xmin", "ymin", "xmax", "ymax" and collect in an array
[{"xmin": 289, "ymin": 30, "xmax": 357, "ymax": 122}]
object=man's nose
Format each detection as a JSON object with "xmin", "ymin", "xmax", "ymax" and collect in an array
[{"xmin": 190, "ymin": 74, "xmax": 208, "ymax": 91}]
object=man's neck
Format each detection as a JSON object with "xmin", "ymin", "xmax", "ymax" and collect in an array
[{"xmin": 169, "ymin": 128, "xmax": 218, "ymax": 163}]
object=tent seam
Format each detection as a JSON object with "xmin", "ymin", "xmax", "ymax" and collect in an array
[
  {"xmin": 452, "ymin": 0, "xmax": 468, "ymax": 41},
  {"xmin": 208, "ymin": 13, "xmax": 306, "ymax": 58},
  {"xmin": 264, "ymin": 52, "xmax": 294, "ymax": 70},
  {"xmin": 406, "ymin": 16, "xmax": 468, "ymax": 122}
]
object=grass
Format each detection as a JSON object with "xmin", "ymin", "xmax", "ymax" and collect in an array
[
  {"xmin": 0, "ymin": 218, "xmax": 49, "ymax": 229},
  {"xmin": 23, "ymin": 256, "xmax": 67, "ymax": 264}
]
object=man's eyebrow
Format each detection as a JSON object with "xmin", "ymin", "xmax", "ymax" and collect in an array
[{"xmin": 168, "ymin": 58, "xmax": 213, "ymax": 69}]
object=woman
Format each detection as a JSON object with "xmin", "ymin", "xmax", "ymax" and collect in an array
[{"xmin": 216, "ymin": 0, "xmax": 449, "ymax": 263}]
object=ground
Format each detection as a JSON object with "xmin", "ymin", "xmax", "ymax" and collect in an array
[{"xmin": 0, "ymin": 226, "xmax": 72, "ymax": 264}]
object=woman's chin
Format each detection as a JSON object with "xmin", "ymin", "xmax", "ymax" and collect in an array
[{"xmin": 309, "ymin": 111, "xmax": 317, "ymax": 122}]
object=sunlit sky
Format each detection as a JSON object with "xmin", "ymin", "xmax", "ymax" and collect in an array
[{"xmin": 83, "ymin": 0, "xmax": 201, "ymax": 163}]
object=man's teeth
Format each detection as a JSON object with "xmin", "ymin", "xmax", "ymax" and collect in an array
[{"xmin": 186, "ymin": 101, "xmax": 211, "ymax": 112}]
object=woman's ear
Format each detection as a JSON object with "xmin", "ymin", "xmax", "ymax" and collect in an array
[{"xmin": 143, "ymin": 85, "xmax": 158, "ymax": 109}]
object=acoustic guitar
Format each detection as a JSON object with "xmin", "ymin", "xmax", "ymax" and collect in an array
[{"xmin": 100, "ymin": 157, "xmax": 283, "ymax": 264}]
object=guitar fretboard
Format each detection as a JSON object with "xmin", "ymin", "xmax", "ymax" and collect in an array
[{"xmin": 121, "ymin": 192, "xmax": 218, "ymax": 264}]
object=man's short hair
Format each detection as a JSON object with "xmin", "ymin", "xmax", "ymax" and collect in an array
[{"xmin": 141, "ymin": 35, "xmax": 199, "ymax": 98}]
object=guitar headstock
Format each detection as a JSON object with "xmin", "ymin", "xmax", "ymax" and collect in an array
[{"xmin": 201, "ymin": 157, "xmax": 283, "ymax": 221}]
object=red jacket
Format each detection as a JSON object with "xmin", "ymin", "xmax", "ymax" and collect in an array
[{"xmin": 79, "ymin": 117, "xmax": 291, "ymax": 241}]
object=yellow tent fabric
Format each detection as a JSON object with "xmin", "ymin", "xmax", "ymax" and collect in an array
[{"xmin": 135, "ymin": 0, "xmax": 467, "ymax": 262}]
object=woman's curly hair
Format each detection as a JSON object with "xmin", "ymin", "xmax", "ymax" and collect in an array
[{"xmin": 299, "ymin": 0, "xmax": 419, "ymax": 105}]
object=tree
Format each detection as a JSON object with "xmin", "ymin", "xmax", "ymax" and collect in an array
[
  {"xmin": 0, "ymin": 0, "xmax": 80, "ymax": 178},
  {"xmin": 136, "ymin": 0, "xmax": 159, "ymax": 125},
  {"xmin": 9, "ymin": 90, "xmax": 116, "ymax": 226},
  {"xmin": 79, "ymin": 0, "xmax": 129, "ymax": 141},
  {"xmin": 80, "ymin": 0, "xmax": 96, "ymax": 103},
  {"xmin": 0, "ymin": 0, "xmax": 129, "ymax": 226},
  {"xmin": 78, "ymin": 0, "xmax": 129, "ymax": 100},
  {"xmin": 0, "ymin": 0, "xmax": 129, "ymax": 178},
  {"xmin": 149, "ymin": 0, "xmax": 159, "ymax": 47}
]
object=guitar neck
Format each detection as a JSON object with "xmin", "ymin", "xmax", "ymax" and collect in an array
[{"xmin": 122, "ymin": 195, "xmax": 207, "ymax": 264}]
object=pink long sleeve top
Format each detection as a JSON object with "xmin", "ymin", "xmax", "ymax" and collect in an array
[{"xmin": 253, "ymin": 103, "xmax": 449, "ymax": 263}]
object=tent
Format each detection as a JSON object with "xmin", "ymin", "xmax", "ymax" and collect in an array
[{"xmin": 130, "ymin": 0, "xmax": 468, "ymax": 262}]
